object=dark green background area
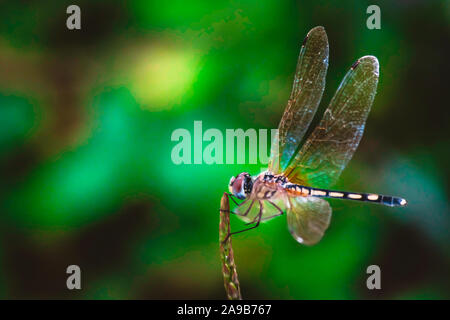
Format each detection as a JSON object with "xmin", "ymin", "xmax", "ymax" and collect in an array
[{"xmin": 0, "ymin": 0, "xmax": 448, "ymax": 299}]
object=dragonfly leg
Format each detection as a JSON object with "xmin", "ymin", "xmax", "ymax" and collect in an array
[
  {"xmin": 222, "ymin": 201, "xmax": 263, "ymax": 243},
  {"xmin": 226, "ymin": 193, "xmax": 242, "ymax": 207},
  {"xmin": 220, "ymin": 197, "xmax": 254, "ymax": 218},
  {"xmin": 244, "ymin": 200, "xmax": 284, "ymax": 225}
]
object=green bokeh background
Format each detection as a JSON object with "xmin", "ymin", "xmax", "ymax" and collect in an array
[{"xmin": 0, "ymin": 0, "xmax": 448, "ymax": 299}]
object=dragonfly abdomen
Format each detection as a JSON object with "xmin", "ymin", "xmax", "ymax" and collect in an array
[{"xmin": 290, "ymin": 185, "xmax": 407, "ymax": 207}]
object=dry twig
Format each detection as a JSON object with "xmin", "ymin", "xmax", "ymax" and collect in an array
[{"xmin": 219, "ymin": 193, "xmax": 242, "ymax": 300}]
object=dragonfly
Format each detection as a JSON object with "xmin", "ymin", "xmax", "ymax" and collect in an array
[{"xmin": 225, "ymin": 26, "xmax": 407, "ymax": 245}]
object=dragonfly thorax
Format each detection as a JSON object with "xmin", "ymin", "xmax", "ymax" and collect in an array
[{"xmin": 229, "ymin": 172, "xmax": 253, "ymax": 200}]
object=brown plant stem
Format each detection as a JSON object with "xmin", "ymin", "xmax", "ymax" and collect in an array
[{"xmin": 219, "ymin": 192, "xmax": 242, "ymax": 300}]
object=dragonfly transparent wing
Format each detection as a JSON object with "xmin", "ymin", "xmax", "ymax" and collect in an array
[
  {"xmin": 286, "ymin": 196, "xmax": 332, "ymax": 245},
  {"xmin": 285, "ymin": 56, "xmax": 379, "ymax": 188},
  {"xmin": 235, "ymin": 199, "xmax": 285, "ymax": 224},
  {"xmin": 268, "ymin": 26, "xmax": 329, "ymax": 174},
  {"xmin": 235, "ymin": 181, "xmax": 288, "ymax": 224}
]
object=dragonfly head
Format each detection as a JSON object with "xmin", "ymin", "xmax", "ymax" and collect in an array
[{"xmin": 229, "ymin": 172, "xmax": 253, "ymax": 200}]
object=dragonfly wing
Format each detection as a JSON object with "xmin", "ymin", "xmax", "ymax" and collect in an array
[
  {"xmin": 269, "ymin": 26, "xmax": 329, "ymax": 174},
  {"xmin": 285, "ymin": 56, "xmax": 379, "ymax": 188},
  {"xmin": 286, "ymin": 196, "xmax": 332, "ymax": 245},
  {"xmin": 235, "ymin": 181, "xmax": 288, "ymax": 223}
]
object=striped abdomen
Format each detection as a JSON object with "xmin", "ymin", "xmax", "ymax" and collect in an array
[{"xmin": 286, "ymin": 184, "xmax": 407, "ymax": 207}]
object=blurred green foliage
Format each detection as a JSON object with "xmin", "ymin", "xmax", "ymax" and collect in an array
[{"xmin": 0, "ymin": 0, "xmax": 448, "ymax": 299}]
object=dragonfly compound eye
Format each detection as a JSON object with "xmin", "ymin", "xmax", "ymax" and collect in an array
[
  {"xmin": 228, "ymin": 176, "xmax": 236, "ymax": 194},
  {"xmin": 230, "ymin": 174, "xmax": 247, "ymax": 199}
]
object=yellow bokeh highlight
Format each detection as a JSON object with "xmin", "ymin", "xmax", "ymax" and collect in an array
[{"xmin": 130, "ymin": 45, "xmax": 198, "ymax": 111}]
